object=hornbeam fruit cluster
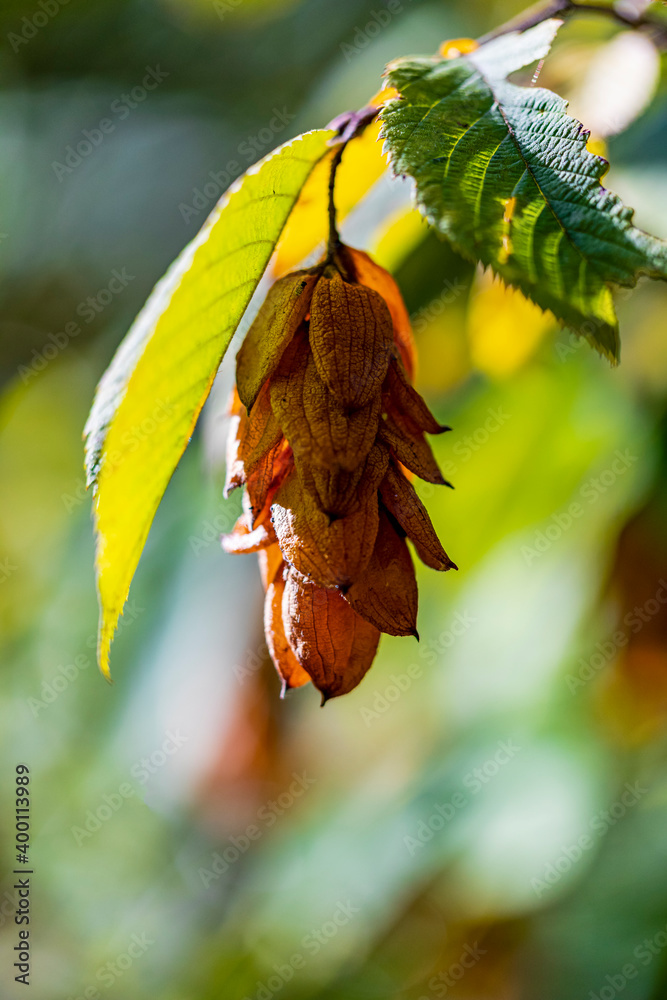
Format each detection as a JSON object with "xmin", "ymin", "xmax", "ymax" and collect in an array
[{"xmin": 223, "ymin": 244, "xmax": 455, "ymax": 702}]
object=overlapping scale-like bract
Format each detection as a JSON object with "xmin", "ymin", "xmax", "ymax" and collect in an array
[{"xmin": 223, "ymin": 244, "xmax": 456, "ymax": 702}]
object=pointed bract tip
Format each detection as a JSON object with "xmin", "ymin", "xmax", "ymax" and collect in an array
[
  {"xmin": 411, "ymin": 629, "xmax": 420, "ymax": 641},
  {"xmin": 320, "ymin": 692, "xmax": 330, "ymax": 707}
]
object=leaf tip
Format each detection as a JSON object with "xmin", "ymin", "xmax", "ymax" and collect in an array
[
  {"xmin": 98, "ymin": 635, "xmax": 114, "ymax": 684},
  {"xmin": 96, "ymin": 599, "xmax": 119, "ymax": 684}
]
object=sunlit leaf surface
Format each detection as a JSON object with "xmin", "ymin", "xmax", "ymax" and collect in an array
[{"xmin": 84, "ymin": 129, "xmax": 334, "ymax": 677}]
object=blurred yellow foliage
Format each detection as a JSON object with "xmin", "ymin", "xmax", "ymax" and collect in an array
[
  {"xmin": 467, "ymin": 271, "xmax": 555, "ymax": 378},
  {"xmin": 273, "ymin": 92, "xmax": 396, "ymax": 274},
  {"xmin": 439, "ymin": 38, "xmax": 479, "ymax": 58},
  {"xmin": 371, "ymin": 208, "xmax": 432, "ymax": 273}
]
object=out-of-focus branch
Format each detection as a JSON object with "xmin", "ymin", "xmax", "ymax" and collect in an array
[{"xmin": 477, "ymin": 0, "xmax": 667, "ymax": 47}]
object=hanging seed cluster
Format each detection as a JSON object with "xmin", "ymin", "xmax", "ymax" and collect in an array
[{"xmin": 223, "ymin": 244, "xmax": 455, "ymax": 702}]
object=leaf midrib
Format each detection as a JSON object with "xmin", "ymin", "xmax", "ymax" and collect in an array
[
  {"xmin": 391, "ymin": 59, "xmax": 597, "ymax": 301},
  {"xmin": 472, "ymin": 63, "xmax": 591, "ymax": 293}
]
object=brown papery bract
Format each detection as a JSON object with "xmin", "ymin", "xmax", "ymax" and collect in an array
[
  {"xmin": 283, "ymin": 567, "xmax": 381, "ymax": 703},
  {"xmin": 345, "ymin": 508, "xmax": 419, "ymax": 637},
  {"xmin": 265, "ymin": 565, "xmax": 312, "ymax": 696},
  {"xmin": 236, "ymin": 271, "xmax": 318, "ymax": 410},
  {"xmin": 271, "ymin": 469, "xmax": 380, "ymax": 588},
  {"xmin": 222, "ymin": 242, "xmax": 456, "ymax": 702},
  {"xmin": 379, "ymin": 462, "xmax": 457, "ymax": 572},
  {"xmin": 338, "ymin": 245, "xmax": 417, "ymax": 380},
  {"xmin": 309, "ymin": 272, "xmax": 395, "ymax": 408}
]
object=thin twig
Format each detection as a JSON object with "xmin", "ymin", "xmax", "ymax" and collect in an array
[
  {"xmin": 327, "ymin": 144, "xmax": 345, "ymax": 260},
  {"xmin": 477, "ymin": 0, "xmax": 667, "ymax": 47},
  {"xmin": 573, "ymin": 1, "xmax": 667, "ymax": 36},
  {"xmin": 324, "ymin": 104, "xmax": 379, "ymax": 262},
  {"xmin": 477, "ymin": 0, "xmax": 572, "ymax": 43}
]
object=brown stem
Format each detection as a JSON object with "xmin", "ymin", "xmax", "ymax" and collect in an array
[
  {"xmin": 324, "ymin": 105, "xmax": 379, "ymax": 263},
  {"xmin": 477, "ymin": 0, "xmax": 667, "ymax": 47},
  {"xmin": 477, "ymin": 0, "xmax": 573, "ymax": 43},
  {"xmin": 327, "ymin": 143, "xmax": 345, "ymax": 260}
]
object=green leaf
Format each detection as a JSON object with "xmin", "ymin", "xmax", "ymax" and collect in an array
[
  {"xmin": 380, "ymin": 19, "xmax": 667, "ymax": 361},
  {"xmin": 84, "ymin": 129, "xmax": 334, "ymax": 678}
]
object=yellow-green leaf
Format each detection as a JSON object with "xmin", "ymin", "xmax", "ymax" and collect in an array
[{"xmin": 84, "ymin": 129, "xmax": 334, "ymax": 679}]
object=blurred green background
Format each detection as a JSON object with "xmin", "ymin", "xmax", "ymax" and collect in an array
[{"xmin": 1, "ymin": 0, "xmax": 667, "ymax": 997}]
